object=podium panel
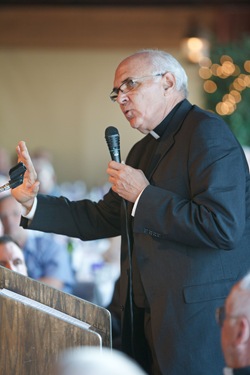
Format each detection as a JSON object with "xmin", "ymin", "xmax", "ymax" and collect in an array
[{"xmin": 0, "ymin": 266, "xmax": 111, "ymax": 375}]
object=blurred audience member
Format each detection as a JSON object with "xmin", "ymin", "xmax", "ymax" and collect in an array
[
  {"xmin": 31, "ymin": 153, "xmax": 60, "ymax": 196},
  {"xmin": 0, "ymin": 147, "xmax": 11, "ymax": 177},
  {"xmin": 54, "ymin": 347, "xmax": 148, "ymax": 375},
  {"xmin": 71, "ymin": 236, "xmax": 120, "ymax": 306},
  {"xmin": 216, "ymin": 272, "xmax": 250, "ymax": 374},
  {"xmin": 0, "ymin": 234, "xmax": 28, "ymax": 276},
  {"xmin": 0, "ymin": 175, "xmax": 8, "ymax": 235},
  {"xmin": 0, "ymin": 194, "xmax": 75, "ymax": 293}
]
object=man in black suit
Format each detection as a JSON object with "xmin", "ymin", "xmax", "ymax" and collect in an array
[{"xmin": 12, "ymin": 49, "xmax": 250, "ymax": 375}]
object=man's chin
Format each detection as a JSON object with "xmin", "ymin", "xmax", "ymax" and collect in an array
[
  {"xmin": 128, "ymin": 119, "xmax": 140, "ymax": 130},
  {"xmin": 128, "ymin": 119, "xmax": 137, "ymax": 129},
  {"xmin": 127, "ymin": 118, "xmax": 147, "ymax": 133}
]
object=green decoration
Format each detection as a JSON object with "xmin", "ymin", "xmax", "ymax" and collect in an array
[{"xmin": 202, "ymin": 35, "xmax": 250, "ymax": 146}]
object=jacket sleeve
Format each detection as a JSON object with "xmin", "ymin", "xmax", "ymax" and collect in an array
[{"xmin": 21, "ymin": 188, "xmax": 122, "ymax": 241}]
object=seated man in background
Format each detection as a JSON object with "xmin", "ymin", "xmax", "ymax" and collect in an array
[
  {"xmin": 0, "ymin": 147, "xmax": 11, "ymax": 178},
  {"xmin": 216, "ymin": 272, "xmax": 250, "ymax": 374},
  {"xmin": 0, "ymin": 234, "xmax": 28, "ymax": 276},
  {"xmin": 31, "ymin": 151, "xmax": 61, "ymax": 196},
  {"xmin": 0, "ymin": 193, "xmax": 75, "ymax": 293}
]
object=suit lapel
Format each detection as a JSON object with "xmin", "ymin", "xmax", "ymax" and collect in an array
[{"xmin": 146, "ymin": 100, "xmax": 193, "ymax": 180}]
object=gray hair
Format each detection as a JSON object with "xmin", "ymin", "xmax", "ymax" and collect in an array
[
  {"xmin": 239, "ymin": 272, "xmax": 250, "ymax": 290},
  {"xmin": 132, "ymin": 49, "xmax": 188, "ymax": 97}
]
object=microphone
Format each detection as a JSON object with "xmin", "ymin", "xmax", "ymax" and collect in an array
[
  {"xmin": 105, "ymin": 126, "xmax": 121, "ymax": 163},
  {"xmin": 0, "ymin": 162, "xmax": 27, "ymax": 193}
]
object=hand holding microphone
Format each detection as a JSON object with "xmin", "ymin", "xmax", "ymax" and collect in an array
[
  {"xmin": 0, "ymin": 161, "xmax": 27, "ymax": 193},
  {"xmin": 105, "ymin": 126, "xmax": 149, "ymax": 203},
  {"xmin": 10, "ymin": 141, "xmax": 40, "ymax": 214}
]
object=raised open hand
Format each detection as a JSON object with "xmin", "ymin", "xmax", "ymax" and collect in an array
[{"xmin": 11, "ymin": 141, "xmax": 40, "ymax": 213}]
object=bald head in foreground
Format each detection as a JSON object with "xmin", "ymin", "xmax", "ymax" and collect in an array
[{"xmin": 54, "ymin": 347, "xmax": 148, "ymax": 375}]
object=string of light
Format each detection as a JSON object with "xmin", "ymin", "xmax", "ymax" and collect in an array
[{"xmin": 199, "ymin": 55, "xmax": 250, "ymax": 116}]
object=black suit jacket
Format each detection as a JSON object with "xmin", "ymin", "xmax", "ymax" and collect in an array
[{"xmin": 23, "ymin": 100, "xmax": 250, "ymax": 375}]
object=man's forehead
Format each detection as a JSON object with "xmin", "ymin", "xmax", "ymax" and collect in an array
[
  {"xmin": 0, "ymin": 244, "xmax": 13, "ymax": 258},
  {"xmin": 3, "ymin": 242, "xmax": 22, "ymax": 255},
  {"xmin": 114, "ymin": 58, "xmax": 150, "ymax": 84}
]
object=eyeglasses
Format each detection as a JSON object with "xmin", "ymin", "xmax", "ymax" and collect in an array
[
  {"xmin": 109, "ymin": 73, "xmax": 166, "ymax": 102},
  {"xmin": 215, "ymin": 305, "xmax": 239, "ymax": 327}
]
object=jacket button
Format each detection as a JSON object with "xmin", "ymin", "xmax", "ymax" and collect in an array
[{"xmin": 120, "ymin": 305, "xmax": 125, "ymax": 312}]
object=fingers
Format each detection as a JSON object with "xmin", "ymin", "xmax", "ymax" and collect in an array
[
  {"xmin": 17, "ymin": 141, "xmax": 31, "ymax": 164},
  {"xmin": 106, "ymin": 162, "xmax": 148, "ymax": 202},
  {"xmin": 108, "ymin": 160, "xmax": 125, "ymax": 170},
  {"xmin": 17, "ymin": 141, "xmax": 37, "ymax": 183},
  {"xmin": 107, "ymin": 160, "xmax": 126, "ymax": 176},
  {"xmin": 31, "ymin": 180, "xmax": 40, "ymax": 195},
  {"xmin": 16, "ymin": 141, "xmax": 28, "ymax": 160}
]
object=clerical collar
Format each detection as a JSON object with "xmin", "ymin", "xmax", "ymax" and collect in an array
[
  {"xmin": 150, "ymin": 100, "xmax": 184, "ymax": 139},
  {"xmin": 150, "ymin": 130, "xmax": 160, "ymax": 139},
  {"xmin": 224, "ymin": 366, "xmax": 250, "ymax": 375}
]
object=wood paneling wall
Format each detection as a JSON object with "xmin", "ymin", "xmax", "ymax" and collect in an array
[{"xmin": 0, "ymin": 6, "xmax": 217, "ymax": 49}]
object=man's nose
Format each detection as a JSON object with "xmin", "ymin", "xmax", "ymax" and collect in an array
[
  {"xmin": 5, "ymin": 261, "xmax": 13, "ymax": 271},
  {"xmin": 116, "ymin": 91, "xmax": 129, "ymax": 105}
]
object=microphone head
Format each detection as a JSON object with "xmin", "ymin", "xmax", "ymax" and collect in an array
[
  {"xmin": 105, "ymin": 126, "xmax": 121, "ymax": 163},
  {"xmin": 105, "ymin": 126, "xmax": 119, "ymax": 138}
]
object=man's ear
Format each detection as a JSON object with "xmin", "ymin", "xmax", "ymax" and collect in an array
[
  {"xmin": 163, "ymin": 72, "xmax": 175, "ymax": 91},
  {"xmin": 235, "ymin": 317, "xmax": 250, "ymax": 345}
]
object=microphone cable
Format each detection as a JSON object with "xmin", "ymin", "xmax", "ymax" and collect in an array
[
  {"xmin": 105, "ymin": 126, "xmax": 135, "ymax": 357},
  {"xmin": 122, "ymin": 197, "xmax": 135, "ymax": 358}
]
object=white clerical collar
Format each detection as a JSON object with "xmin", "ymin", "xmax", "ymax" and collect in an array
[{"xmin": 150, "ymin": 130, "xmax": 160, "ymax": 139}]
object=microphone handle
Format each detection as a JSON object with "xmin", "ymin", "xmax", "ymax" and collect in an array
[{"xmin": 110, "ymin": 147, "xmax": 121, "ymax": 163}]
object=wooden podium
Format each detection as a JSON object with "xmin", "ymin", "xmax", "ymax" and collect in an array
[{"xmin": 0, "ymin": 266, "xmax": 111, "ymax": 375}]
